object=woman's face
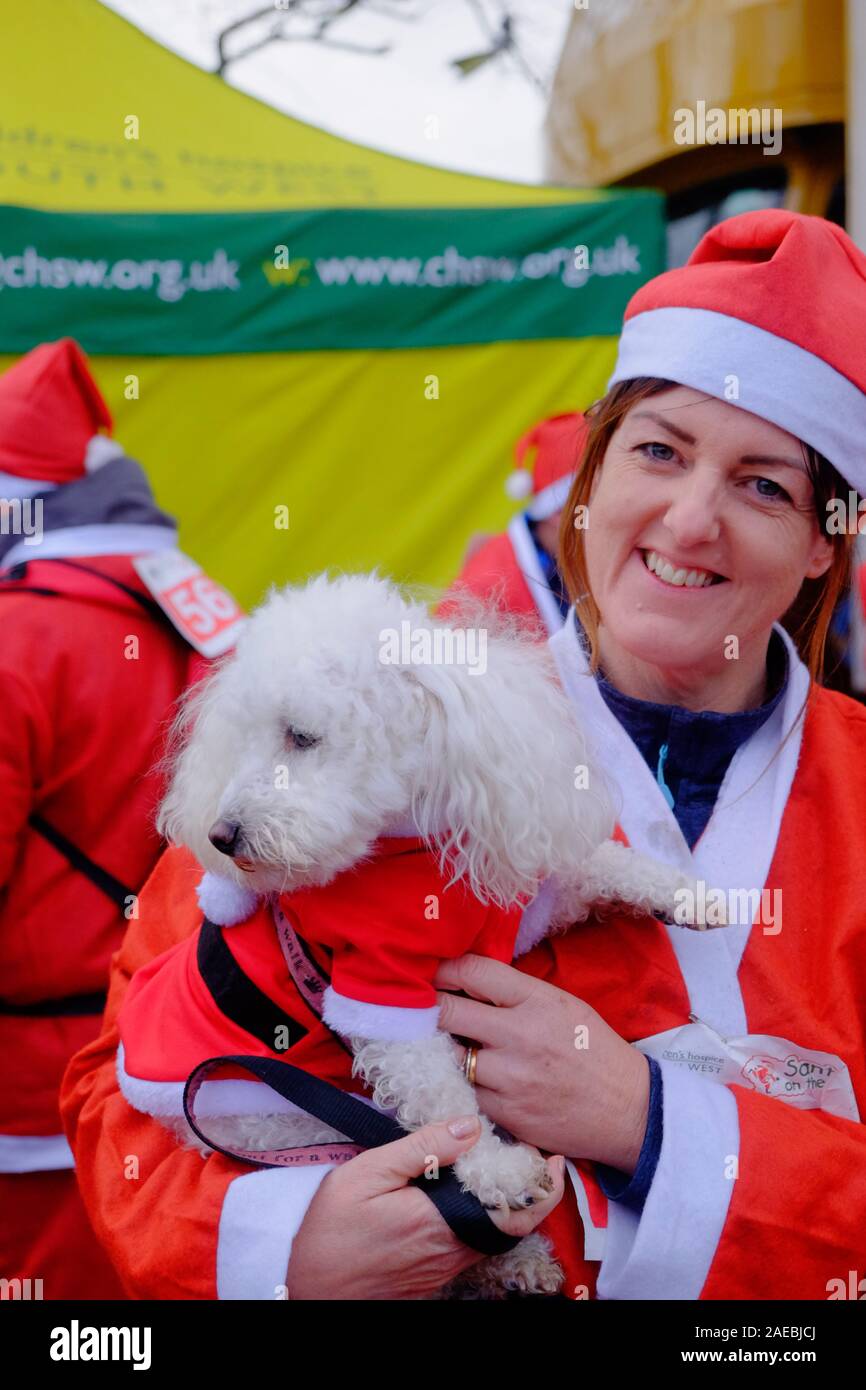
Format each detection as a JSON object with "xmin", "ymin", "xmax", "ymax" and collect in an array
[{"xmin": 584, "ymin": 386, "xmax": 834, "ymax": 676}]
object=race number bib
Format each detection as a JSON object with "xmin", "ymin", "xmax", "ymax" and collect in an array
[
  {"xmin": 133, "ymin": 550, "xmax": 245, "ymax": 657},
  {"xmin": 636, "ymin": 1014, "xmax": 860, "ymax": 1122}
]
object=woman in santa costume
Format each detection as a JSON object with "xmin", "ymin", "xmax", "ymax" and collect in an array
[
  {"xmin": 438, "ymin": 412, "xmax": 587, "ymax": 638},
  {"xmin": 0, "ymin": 339, "xmax": 242, "ymax": 1298},
  {"xmin": 63, "ymin": 209, "xmax": 866, "ymax": 1299}
]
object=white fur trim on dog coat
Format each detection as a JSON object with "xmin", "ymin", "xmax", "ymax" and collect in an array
[
  {"xmin": 322, "ymin": 987, "xmax": 441, "ymax": 1042},
  {"xmin": 196, "ymin": 872, "xmax": 260, "ymax": 926}
]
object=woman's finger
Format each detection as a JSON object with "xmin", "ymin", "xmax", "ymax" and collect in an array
[
  {"xmin": 436, "ymin": 988, "xmax": 514, "ymax": 1048},
  {"xmin": 450, "ymin": 1041, "xmax": 509, "ymax": 1097},
  {"xmin": 434, "ymin": 953, "xmax": 538, "ymax": 1007},
  {"xmin": 349, "ymin": 1113, "xmax": 483, "ymax": 1194}
]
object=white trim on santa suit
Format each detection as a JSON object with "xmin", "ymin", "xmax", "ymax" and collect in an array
[
  {"xmin": 547, "ymin": 610, "xmax": 813, "ymax": 1299},
  {"xmin": 1, "ymin": 522, "xmax": 179, "ymax": 569},
  {"xmin": 0, "ymin": 1132, "xmax": 75, "ymax": 1173},
  {"xmin": 506, "ymin": 513, "xmax": 566, "ymax": 638}
]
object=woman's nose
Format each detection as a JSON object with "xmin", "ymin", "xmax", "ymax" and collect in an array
[{"xmin": 661, "ymin": 476, "xmax": 724, "ymax": 545}]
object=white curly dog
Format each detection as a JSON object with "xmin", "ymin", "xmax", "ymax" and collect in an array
[{"xmin": 157, "ymin": 571, "xmax": 716, "ymax": 1297}]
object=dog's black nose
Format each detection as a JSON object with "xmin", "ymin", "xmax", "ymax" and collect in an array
[{"xmin": 208, "ymin": 819, "xmax": 242, "ymax": 857}]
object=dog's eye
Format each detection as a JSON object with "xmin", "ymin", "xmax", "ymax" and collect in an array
[{"xmin": 285, "ymin": 725, "xmax": 320, "ymax": 750}]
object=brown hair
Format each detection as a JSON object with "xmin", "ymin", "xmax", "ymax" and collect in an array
[{"xmin": 557, "ymin": 378, "xmax": 856, "ymax": 691}]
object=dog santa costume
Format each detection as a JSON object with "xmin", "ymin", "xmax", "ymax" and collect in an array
[
  {"xmin": 0, "ymin": 339, "xmax": 242, "ymax": 1298},
  {"xmin": 62, "ymin": 210, "xmax": 866, "ymax": 1299},
  {"xmin": 116, "ymin": 831, "xmax": 526, "ymax": 1103},
  {"xmin": 438, "ymin": 413, "xmax": 587, "ymax": 638}
]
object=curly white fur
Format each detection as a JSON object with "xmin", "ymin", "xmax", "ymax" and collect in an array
[
  {"xmin": 158, "ymin": 571, "xmax": 616, "ymax": 902},
  {"xmin": 155, "ymin": 571, "xmax": 711, "ymax": 1298}
]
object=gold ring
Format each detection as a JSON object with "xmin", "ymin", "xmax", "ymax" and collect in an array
[{"xmin": 463, "ymin": 1045, "xmax": 479, "ymax": 1086}]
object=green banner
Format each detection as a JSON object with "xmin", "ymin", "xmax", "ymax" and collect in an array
[{"xmin": 0, "ymin": 198, "xmax": 663, "ymax": 355}]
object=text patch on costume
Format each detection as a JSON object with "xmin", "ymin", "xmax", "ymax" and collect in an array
[
  {"xmin": 636, "ymin": 1016, "xmax": 860, "ymax": 1122},
  {"xmin": 133, "ymin": 550, "xmax": 244, "ymax": 657}
]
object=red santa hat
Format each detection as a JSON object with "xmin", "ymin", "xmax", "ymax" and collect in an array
[
  {"xmin": 0, "ymin": 338, "xmax": 119, "ymax": 494},
  {"xmin": 505, "ymin": 411, "xmax": 589, "ymax": 520},
  {"xmin": 609, "ymin": 209, "xmax": 866, "ymax": 495}
]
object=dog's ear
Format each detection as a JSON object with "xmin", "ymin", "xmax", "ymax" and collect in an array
[
  {"xmin": 404, "ymin": 629, "xmax": 615, "ymax": 907},
  {"xmin": 156, "ymin": 659, "xmax": 241, "ymax": 866}
]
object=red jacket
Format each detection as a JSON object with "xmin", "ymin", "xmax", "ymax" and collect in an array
[
  {"xmin": 60, "ymin": 626, "xmax": 866, "ymax": 1300},
  {"xmin": 0, "ymin": 555, "xmax": 202, "ymax": 1157},
  {"xmin": 64, "ymin": 842, "xmax": 597, "ymax": 1298},
  {"xmin": 437, "ymin": 518, "xmax": 564, "ymax": 638}
]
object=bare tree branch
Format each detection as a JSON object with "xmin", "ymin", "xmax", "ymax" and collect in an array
[
  {"xmin": 461, "ymin": 0, "xmax": 546, "ymax": 92},
  {"xmin": 215, "ymin": 3, "xmax": 292, "ymax": 75},
  {"xmin": 211, "ymin": 0, "xmax": 552, "ymax": 90}
]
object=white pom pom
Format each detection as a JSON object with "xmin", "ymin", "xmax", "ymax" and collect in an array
[
  {"xmin": 196, "ymin": 871, "xmax": 259, "ymax": 926},
  {"xmin": 505, "ymin": 468, "xmax": 533, "ymax": 500},
  {"xmin": 84, "ymin": 434, "xmax": 124, "ymax": 473}
]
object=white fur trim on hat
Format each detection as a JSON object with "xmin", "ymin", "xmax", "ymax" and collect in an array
[
  {"xmin": 322, "ymin": 987, "xmax": 440, "ymax": 1042},
  {"xmin": 609, "ymin": 306, "xmax": 866, "ymax": 495},
  {"xmin": 84, "ymin": 435, "xmax": 125, "ymax": 472},
  {"xmin": 525, "ymin": 473, "xmax": 573, "ymax": 521},
  {"xmin": 505, "ymin": 468, "xmax": 533, "ymax": 500},
  {"xmin": 196, "ymin": 871, "xmax": 260, "ymax": 926}
]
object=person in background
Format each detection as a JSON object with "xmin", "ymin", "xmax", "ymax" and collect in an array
[
  {"xmin": 0, "ymin": 339, "xmax": 242, "ymax": 1299},
  {"xmin": 438, "ymin": 412, "xmax": 588, "ymax": 637}
]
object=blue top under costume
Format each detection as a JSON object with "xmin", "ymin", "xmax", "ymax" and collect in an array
[
  {"xmin": 527, "ymin": 519, "xmax": 571, "ymax": 622},
  {"xmin": 576, "ymin": 612, "xmax": 790, "ymax": 1214}
]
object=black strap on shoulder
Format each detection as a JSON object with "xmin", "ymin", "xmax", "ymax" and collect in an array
[
  {"xmin": 4, "ymin": 557, "xmax": 171, "ymax": 910},
  {"xmin": 183, "ymin": 1054, "xmax": 520, "ymax": 1258},
  {"xmin": 22, "ymin": 557, "xmax": 169, "ymax": 623},
  {"xmin": 28, "ymin": 812, "xmax": 136, "ymax": 911},
  {"xmin": 0, "ymin": 583, "xmax": 65, "ymax": 598},
  {"xmin": 197, "ymin": 920, "xmax": 310, "ymax": 1053},
  {"xmin": 0, "ymin": 988, "xmax": 108, "ymax": 1017}
]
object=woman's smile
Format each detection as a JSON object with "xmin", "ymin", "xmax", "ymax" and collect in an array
[
  {"xmin": 635, "ymin": 547, "xmax": 728, "ymax": 593},
  {"xmin": 578, "ymin": 385, "xmax": 837, "ymax": 708}
]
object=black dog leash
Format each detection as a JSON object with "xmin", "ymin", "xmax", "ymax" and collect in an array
[{"xmin": 183, "ymin": 1053, "xmax": 520, "ymax": 1257}]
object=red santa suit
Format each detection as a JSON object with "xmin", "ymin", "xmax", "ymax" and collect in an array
[
  {"xmin": 61, "ymin": 209, "xmax": 866, "ymax": 1299},
  {"xmin": 437, "ymin": 413, "xmax": 587, "ymax": 639},
  {"xmin": 60, "ymin": 612, "xmax": 866, "ymax": 1300},
  {"xmin": 0, "ymin": 339, "xmax": 242, "ymax": 1298}
]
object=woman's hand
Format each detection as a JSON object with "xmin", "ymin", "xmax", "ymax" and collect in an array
[
  {"xmin": 435, "ymin": 954, "xmax": 650, "ymax": 1174},
  {"xmin": 285, "ymin": 1114, "xmax": 566, "ymax": 1300}
]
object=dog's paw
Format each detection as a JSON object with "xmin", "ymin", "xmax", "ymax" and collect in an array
[
  {"xmin": 445, "ymin": 1234, "xmax": 564, "ymax": 1299},
  {"xmin": 671, "ymin": 875, "xmax": 728, "ymax": 931},
  {"xmin": 455, "ymin": 1141, "xmax": 553, "ymax": 1210}
]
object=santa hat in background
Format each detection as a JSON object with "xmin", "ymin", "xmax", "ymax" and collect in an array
[
  {"xmin": 609, "ymin": 208, "xmax": 866, "ymax": 496},
  {"xmin": 0, "ymin": 338, "xmax": 123, "ymax": 497},
  {"xmin": 505, "ymin": 411, "xmax": 588, "ymax": 520}
]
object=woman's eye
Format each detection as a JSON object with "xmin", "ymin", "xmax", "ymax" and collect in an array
[
  {"xmin": 749, "ymin": 477, "xmax": 791, "ymax": 503},
  {"xmin": 285, "ymin": 725, "xmax": 320, "ymax": 750},
  {"xmin": 637, "ymin": 441, "xmax": 676, "ymax": 462}
]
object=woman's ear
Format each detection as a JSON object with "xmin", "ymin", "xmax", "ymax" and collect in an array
[{"xmin": 804, "ymin": 529, "xmax": 834, "ymax": 581}]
